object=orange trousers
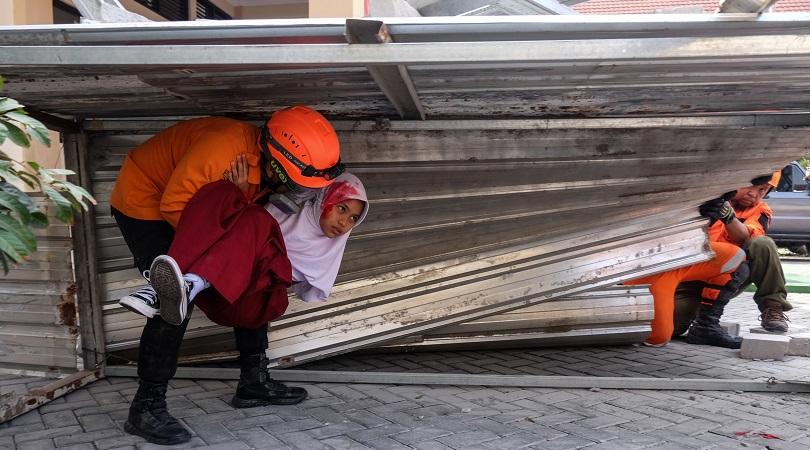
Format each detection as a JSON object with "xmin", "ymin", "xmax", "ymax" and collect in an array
[{"xmin": 624, "ymin": 241, "xmax": 745, "ymax": 346}]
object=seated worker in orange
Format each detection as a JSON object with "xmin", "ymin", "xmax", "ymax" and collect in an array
[
  {"xmin": 109, "ymin": 106, "xmax": 344, "ymax": 446},
  {"xmin": 682, "ymin": 171, "xmax": 792, "ymax": 333},
  {"xmin": 624, "ymin": 241, "xmax": 747, "ymax": 348}
]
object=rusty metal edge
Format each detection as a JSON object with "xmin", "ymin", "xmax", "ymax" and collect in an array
[{"xmin": 0, "ymin": 368, "xmax": 102, "ymax": 424}]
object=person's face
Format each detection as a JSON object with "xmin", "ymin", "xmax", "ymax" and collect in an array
[
  {"xmin": 263, "ymin": 160, "xmax": 290, "ymax": 193},
  {"xmin": 319, "ymin": 199, "xmax": 364, "ymax": 238},
  {"xmin": 733, "ymin": 184, "xmax": 769, "ymax": 208}
]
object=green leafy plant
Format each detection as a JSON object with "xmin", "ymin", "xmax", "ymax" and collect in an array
[{"xmin": 0, "ymin": 77, "xmax": 96, "ymax": 274}]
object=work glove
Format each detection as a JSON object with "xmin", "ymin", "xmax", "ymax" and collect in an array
[{"xmin": 698, "ymin": 198, "xmax": 735, "ymax": 224}]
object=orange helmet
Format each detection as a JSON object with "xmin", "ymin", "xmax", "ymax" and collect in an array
[
  {"xmin": 751, "ymin": 170, "xmax": 781, "ymax": 189},
  {"xmin": 260, "ymin": 106, "xmax": 343, "ymax": 189}
]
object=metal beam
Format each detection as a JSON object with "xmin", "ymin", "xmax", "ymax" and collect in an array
[
  {"xmin": 82, "ymin": 114, "xmax": 810, "ymax": 132},
  {"xmin": 718, "ymin": 0, "xmax": 780, "ymax": 14},
  {"xmin": 5, "ymin": 15, "xmax": 810, "ymax": 47},
  {"xmin": 63, "ymin": 132, "xmax": 107, "ymax": 370},
  {"xmin": 104, "ymin": 366, "xmax": 810, "ymax": 393},
  {"xmin": 4, "ymin": 34, "xmax": 810, "ymax": 66},
  {"xmin": 26, "ymin": 109, "xmax": 79, "ymax": 134},
  {"xmin": 0, "ymin": 369, "xmax": 102, "ymax": 423},
  {"xmin": 345, "ymin": 19, "xmax": 425, "ymax": 120}
]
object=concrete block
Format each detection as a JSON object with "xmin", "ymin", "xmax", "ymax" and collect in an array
[
  {"xmin": 788, "ymin": 333, "xmax": 810, "ymax": 356},
  {"xmin": 720, "ymin": 322, "xmax": 740, "ymax": 337},
  {"xmin": 749, "ymin": 327, "xmax": 787, "ymax": 335},
  {"xmin": 739, "ymin": 333, "xmax": 790, "ymax": 360}
]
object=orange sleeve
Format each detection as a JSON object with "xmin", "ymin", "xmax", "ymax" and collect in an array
[
  {"xmin": 741, "ymin": 209, "xmax": 770, "ymax": 239},
  {"xmin": 159, "ymin": 133, "xmax": 240, "ymax": 228}
]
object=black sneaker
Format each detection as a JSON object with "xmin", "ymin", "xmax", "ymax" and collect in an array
[
  {"xmin": 151, "ymin": 255, "xmax": 189, "ymax": 326},
  {"xmin": 119, "ymin": 285, "xmax": 159, "ymax": 318}
]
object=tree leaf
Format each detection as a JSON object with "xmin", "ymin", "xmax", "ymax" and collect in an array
[
  {"xmin": 0, "ymin": 98, "xmax": 22, "ymax": 114},
  {"xmin": 1, "ymin": 121, "xmax": 29, "ymax": 148},
  {"xmin": 0, "ymin": 182, "xmax": 47, "ymax": 228},
  {"xmin": 0, "ymin": 161, "xmax": 23, "ymax": 188},
  {"xmin": 0, "ymin": 213, "xmax": 36, "ymax": 253},
  {"xmin": 0, "ymin": 189, "xmax": 31, "ymax": 224},
  {"xmin": 0, "ymin": 226, "xmax": 31, "ymax": 255},
  {"xmin": 43, "ymin": 168, "xmax": 76, "ymax": 177},
  {"xmin": 0, "ymin": 232, "xmax": 25, "ymax": 266},
  {"xmin": 41, "ymin": 185, "xmax": 74, "ymax": 223},
  {"xmin": 51, "ymin": 181, "xmax": 96, "ymax": 211},
  {"xmin": 4, "ymin": 111, "xmax": 51, "ymax": 147},
  {"xmin": 0, "ymin": 251, "xmax": 9, "ymax": 275},
  {"xmin": 16, "ymin": 171, "xmax": 40, "ymax": 189}
]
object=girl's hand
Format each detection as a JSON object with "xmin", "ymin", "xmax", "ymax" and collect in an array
[{"xmin": 226, "ymin": 154, "xmax": 249, "ymax": 193}]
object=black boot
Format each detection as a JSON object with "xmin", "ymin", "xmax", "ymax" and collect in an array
[
  {"xmin": 231, "ymin": 353, "xmax": 308, "ymax": 408},
  {"xmin": 124, "ymin": 381, "xmax": 191, "ymax": 445},
  {"xmin": 125, "ymin": 314, "xmax": 192, "ymax": 444},
  {"xmin": 685, "ymin": 298, "xmax": 742, "ymax": 349}
]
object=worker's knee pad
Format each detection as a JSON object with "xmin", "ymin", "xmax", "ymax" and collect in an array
[{"xmin": 701, "ymin": 261, "xmax": 750, "ymax": 304}]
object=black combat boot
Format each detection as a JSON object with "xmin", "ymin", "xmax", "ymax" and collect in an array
[
  {"xmin": 685, "ymin": 297, "xmax": 742, "ymax": 349},
  {"xmin": 124, "ymin": 380, "xmax": 191, "ymax": 445},
  {"xmin": 231, "ymin": 353, "xmax": 308, "ymax": 408},
  {"xmin": 124, "ymin": 314, "xmax": 192, "ymax": 444}
]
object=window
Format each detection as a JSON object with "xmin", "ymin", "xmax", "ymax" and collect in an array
[
  {"xmin": 53, "ymin": 0, "xmax": 81, "ymax": 24},
  {"xmin": 133, "ymin": 0, "xmax": 189, "ymax": 21},
  {"xmin": 777, "ymin": 163, "xmax": 809, "ymax": 192},
  {"xmin": 196, "ymin": 0, "xmax": 232, "ymax": 20}
]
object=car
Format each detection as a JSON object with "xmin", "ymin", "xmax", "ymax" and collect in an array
[{"xmin": 766, "ymin": 161, "xmax": 810, "ymax": 252}]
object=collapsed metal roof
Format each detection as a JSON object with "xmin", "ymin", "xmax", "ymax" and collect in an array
[
  {"xmin": 1, "ymin": 15, "xmax": 810, "ymax": 367},
  {"xmin": 3, "ymin": 14, "xmax": 810, "ymax": 120}
]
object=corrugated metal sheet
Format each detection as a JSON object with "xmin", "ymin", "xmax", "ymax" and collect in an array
[
  {"xmin": 0, "ymin": 201, "xmax": 79, "ymax": 375},
  {"xmin": 87, "ymin": 117, "xmax": 805, "ymax": 366},
  {"xmin": 3, "ymin": 16, "xmax": 810, "ymax": 119},
  {"xmin": 382, "ymin": 286, "xmax": 653, "ymax": 351},
  {"xmin": 1, "ymin": 16, "xmax": 810, "ymax": 366}
]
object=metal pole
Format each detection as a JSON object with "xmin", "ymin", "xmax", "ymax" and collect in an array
[{"xmin": 104, "ymin": 366, "xmax": 810, "ymax": 393}]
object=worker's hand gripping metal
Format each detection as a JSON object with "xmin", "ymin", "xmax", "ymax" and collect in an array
[{"xmin": 698, "ymin": 190, "xmax": 737, "ymax": 225}]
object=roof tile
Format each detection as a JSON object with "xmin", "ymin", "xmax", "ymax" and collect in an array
[{"xmin": 573, "ymin": 0, "xmax": 810, "ymax": 14}]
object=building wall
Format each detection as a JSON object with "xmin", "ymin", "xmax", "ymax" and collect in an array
[
  {"xmin": 0, "ymin": 0, "xmax": 64, "ymax": 170},
  {"xmin": 0, "ymin": 0, "xmax": 54, "ymax": 25},
  {"xmin": 0, "ymin": 0, "xmax": 77, "ymax": 377},
  {"xmin": 192, "ymin": 0, "xmax": 238, "ymax": 19},
  {"xmin": 117, "ymin": 0, "xmax": 168, "ymax": 20},
  {"xmin": 309, "ymin": 0, "xmax": 366, "ymax": 17},
  {"xmin": 238, "ymin": 3, "xmax": 308, "ymax": 19},
  {"xmin": 56, "ymin": 0, "xmax": 167, "ymax": 21}
]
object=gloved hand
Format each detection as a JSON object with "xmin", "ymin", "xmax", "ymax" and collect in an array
[{"xmin": 698, "ymin": 198, "xmax": 735, "ymax": 224}]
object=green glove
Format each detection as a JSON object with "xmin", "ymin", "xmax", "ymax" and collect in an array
[{"xmin": 698, "ymin": 198, "xmax": 735, "ymax": 224}]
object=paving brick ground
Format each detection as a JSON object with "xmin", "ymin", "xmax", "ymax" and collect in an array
[{"xmin": 2, "ymin": 293, "xmax": 810, "ymax": 449}]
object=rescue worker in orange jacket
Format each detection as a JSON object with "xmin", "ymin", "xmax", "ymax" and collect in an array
[
  {"xmin": 677, "ymin": 172, "xmax": 792, "ymax": 337},
  {"xmin": 109, "ymin": 107, "xmax": 344, "ymax": 445},
  {"xmin": 625, "ymin": 241, "xmax": 747, "ymax": 347}
]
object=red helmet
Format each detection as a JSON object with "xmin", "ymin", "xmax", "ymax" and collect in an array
[{"xmin": 260, "ymin": 106, "xmax": 343, "ymax": 189}]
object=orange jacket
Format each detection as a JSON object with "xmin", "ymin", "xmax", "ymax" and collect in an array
[
  {"xmin": 109, "ymin": 117, "xmax": 263, "ymax": 228},
  {"xmin": 707, "ymin": 201, "xmax": 773, "ymax": 245}
]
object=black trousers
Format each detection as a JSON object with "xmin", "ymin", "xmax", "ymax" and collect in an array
[{"xmin": 112, "ymin": 207, "xmax": 269, "ymax": 383}]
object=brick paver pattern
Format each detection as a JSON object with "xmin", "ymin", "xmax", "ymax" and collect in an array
[{"xmin": 2, "ymin": 293, "xmax": 809, "ymax": 449}]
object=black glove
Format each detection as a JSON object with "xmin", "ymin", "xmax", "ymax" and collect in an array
[{"xmin": 698, "ymin": 198, "xmax": 735, "ymax": 224}]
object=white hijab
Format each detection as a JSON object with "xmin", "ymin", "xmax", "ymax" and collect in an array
[{"xmin": 265, "ymin": 172, "xmax": 368, "ymax": 302}]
